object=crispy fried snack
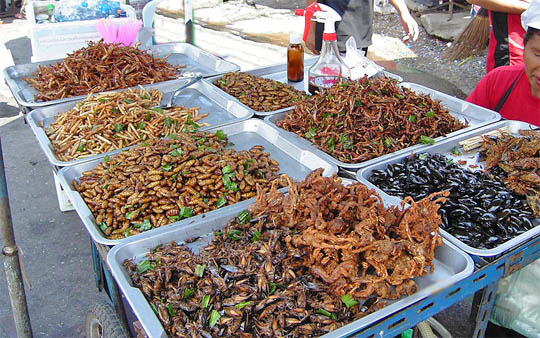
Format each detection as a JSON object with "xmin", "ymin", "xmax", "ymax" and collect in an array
[
  {"xmin": 125, "ymin": 170, "xmax": 446, "ymax": 337},
  {"xmin": 74, "ymin": 133, "xmax": 284, "ymax": 239},
  {"xmin": 45, "ymin": 87, "xmax": 207, "ymax": 161},
  {"xmin": 213, "ymin": 72, "xmax": 306, "ymax": 112},
  {"xmin": 277, "ymin": 77, "xmax": 466, "ymax": 163},
  {"xmin": 481, "ymin": 130, "xmax": 540, "ymax": 215},
  {"xmin": 24, "ymin": 40, "xmax": 183, "ymax": 101}
]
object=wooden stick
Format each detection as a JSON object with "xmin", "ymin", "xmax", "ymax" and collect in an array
[{"xmin": 459, "ymin": 126, "xmax": 510, "ymax": 151}]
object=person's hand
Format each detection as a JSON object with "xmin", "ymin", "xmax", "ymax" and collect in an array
[
  {"xmin": 306, "ymin": 22, "xmax": 320, "ymax": 55},
  {"xmin": 399, "ymin": 12, "xmax": 419, "ymax": 43}
]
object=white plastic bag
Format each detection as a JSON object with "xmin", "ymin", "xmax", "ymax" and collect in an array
[
  {"xmin": 343, "ymin": 36, "xmax": 383, "ymax": 80},
  {"xmin": 491, "ymin": 259, "xmax": 540, "ymax": 337}
]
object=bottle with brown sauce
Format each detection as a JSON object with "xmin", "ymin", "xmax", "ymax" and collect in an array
[{"xmin": 287, "ymin": 33, "xmax": 304, "ymax": 82}]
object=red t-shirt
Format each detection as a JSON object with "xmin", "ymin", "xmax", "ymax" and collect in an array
[
  {"xmin": 467, "ymin": 64, "xmax": 540, "ymax": 125},
  {"xmin": 486, "ymin": 10, "xmax": 526, "ymax": 72}
]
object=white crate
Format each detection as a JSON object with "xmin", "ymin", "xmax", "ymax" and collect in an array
[{"xmin": 26, "ymin": 1, "xmax": 137, "ymax": 62}]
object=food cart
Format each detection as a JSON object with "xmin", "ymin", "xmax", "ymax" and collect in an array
[{"xmin": 4, "ymin": 33, "xmax": 540, "ymax": 338}]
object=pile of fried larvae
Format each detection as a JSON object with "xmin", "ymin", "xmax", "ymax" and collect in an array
[{"xmin": 125, "ymin": 169, "xmax": 447, "ymax": 337}]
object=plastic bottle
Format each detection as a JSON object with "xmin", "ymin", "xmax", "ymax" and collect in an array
[
  {"xmin": 47, "ymin": 4, "xmax": 55, "ymax": 18},
  {"xmin": 296, "ymin": 3, "xmax": 350, "ymax": 94},
  {"xmin": 308, "ymin": 36, "xmax": 350, "ymax": 94},
  {"xmin": 110, "ymin": 1, "xmax": 121, "ymax": 17},
  {"xmin": 287, "ymin": 33, "xmax": 304, "ymax": 82}
]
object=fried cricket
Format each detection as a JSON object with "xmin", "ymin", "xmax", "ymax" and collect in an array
[
  {"xmin": 24, "ymin": 40, "xmax": 183, "ymax": 101},
  {"xmin": 277, "ymin": 77, "xmax": 466, "ymax": 163}
]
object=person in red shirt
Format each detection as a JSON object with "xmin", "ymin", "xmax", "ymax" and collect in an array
[
  {"xmin": 466, "ymin": 3, "xmax": 540, "ymax": 125},
  {"xmin": 467, "ymin": 0, "xmax": 530, "ymax": 72},
  {"xmin": 470, "ymin": 5, "xmax": 540, "ymax": 337}
]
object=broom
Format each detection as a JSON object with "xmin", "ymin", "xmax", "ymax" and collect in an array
[{"xmin": 443, "ymin": 7, "xmax": 490, "ymax": 61}]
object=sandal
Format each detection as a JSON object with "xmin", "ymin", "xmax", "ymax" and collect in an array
[{"xmin": 14, "ymin": 13, "xmax": 24, "ymax": 19}]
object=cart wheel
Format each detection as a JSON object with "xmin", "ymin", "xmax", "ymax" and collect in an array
[{"xmin": 85, "ymin": 302, "xmax": 130, "ymax": 338}]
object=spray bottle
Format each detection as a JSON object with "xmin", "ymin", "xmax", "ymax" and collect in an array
[{"xmin": 296, "ymin": 3, "xmax": 350, "ymax": 94}]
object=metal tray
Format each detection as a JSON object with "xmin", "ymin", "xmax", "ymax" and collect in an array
[
  {"xmin": 357, "ymin": 120, "xmax": 540, "ymax": 257},
  {"xmin": 26, "ymin": 79, "xmax": 253, "ymax": 167},
  {"xmin": 57, "ymin": 118, "xmax": 338, "ymax": 246},
  {"xmin": 206, "ymin": 58, "xmax": 316, "ymax": 118},
  {"xmin": 4, "ymin": 42, "xmax": 240, "ymax": 110},
  {"xmin": 107, "ymin": 196, "xmax": 474, "ymax": 338},
  {"xmin": 264, "ymin": 82, "xmax": 501, "ymax": 171},
  {"xmin": 208, "ymin": 59, "xmax": 403, "ymax": 117}
]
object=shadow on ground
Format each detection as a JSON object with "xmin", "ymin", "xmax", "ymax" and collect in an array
[
  {"xmin": 391, "ymin": 67, "xmax": 467, "ymax": 99},
  {"xmin": 0, "ymin": 101, "xmax": 19, "ymax": 118}
]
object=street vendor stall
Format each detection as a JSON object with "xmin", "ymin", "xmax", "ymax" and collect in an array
[{"xmin": 4, "ymin": 26, "xmax": 540, "ymax": 338}]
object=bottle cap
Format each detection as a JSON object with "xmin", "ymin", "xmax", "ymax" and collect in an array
[
  {"xmin": 47, "ymin": 4, "xmax": 55, "ymax": 10},
  {"xmin": 290, "ymin": 33, "xmax": 303, "ymax": 45}
]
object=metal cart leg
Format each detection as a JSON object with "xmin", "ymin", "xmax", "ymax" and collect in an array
[
  {"xmin": 91, "ymin": 240, "xmax": 105, "ymax": 292},
  {"xmin": 470, "ymin": 282, "xmax": 498, "ymax": 338},
  {"xmin": 103, "ymin": 256, "xmax": 130, "ymax": 330}
]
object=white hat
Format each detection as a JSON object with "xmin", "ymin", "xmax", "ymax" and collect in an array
[{"xmin": 522, "ymin": 0, "xmax": 540, "ymax": 30}]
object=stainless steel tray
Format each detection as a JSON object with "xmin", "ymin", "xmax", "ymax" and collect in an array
[
  {"xmin": 208, "ymin": 59, "xmax": 403, "ymax": 117},
  {"xmin": 264, "ymin": 82, "xmax": 501, "ymax": 171},
  {"xmin": 357, "ymin": 120, "xmax": 540, "ymax": 257},
  {"xmin": 26, "ymin": 79, "xmax": 253, "ymax": 167},
  {"xmin": 4, "ymin": 42, "xmax": 240, "ymax": 110},
  {"xmin": 107, "ymin": 195, "xmax": 474, "ymax": 338},
  {"xmin": 57, "ymin": 118, "xmax": 338, "ymax": 245},
  {"xmin": 206, "ymin": 58, "xmax": 316, "ymax": 118}
]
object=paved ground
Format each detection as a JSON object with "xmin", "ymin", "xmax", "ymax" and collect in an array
[{"xmin": 0, "ymin": 3, "xmax": 504, "ymax": 338}]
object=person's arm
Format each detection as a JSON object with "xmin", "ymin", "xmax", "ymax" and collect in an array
[
  {"xmin": 466, "ymin": 0, "xmax": 529, "ymax": 15},
  {"xmin": 388, "ymin": 0, "xmax": 419, "ymax": 42},
  {"xmin": 305, "ymin": 0, "xmax": 320, "ymax": 54}
]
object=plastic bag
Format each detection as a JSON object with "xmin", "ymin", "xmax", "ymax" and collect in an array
[
  {"xmin": 135, "ymin": 26, "xmax": 154, "ymax": 49},
  {"xmin": 343, "ymin": 36, "xmax": 383, "ymax": 80},
  {"xmin": 491, "ymin": 259, "xmax": 540, "ymax": 337}
]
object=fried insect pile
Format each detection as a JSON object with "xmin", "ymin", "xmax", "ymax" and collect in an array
[
  {"xmin": 74, "ymin": 133, "xmax": 284, "ymax": 239},
  {"xmin": 277, "ymin": 77, "xmax": 466, "ymax": 163},
  {"xmin": 481, "ymin": 129, "xmax": 540, "ymax": 215},
  {"xmin": 24, "ymin": 41, "xmax": 183, "ymax": 101},
  {"xmin": 125, "ymin": 170, "xmax": 446, "ymax": 337},
  {"xmin": 213, "ymin": 72, "xmax": 307, "ymax": 112},
  {"xmin": 45, "ymin": 87, "xmax": 207, "ymax": 161}
]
